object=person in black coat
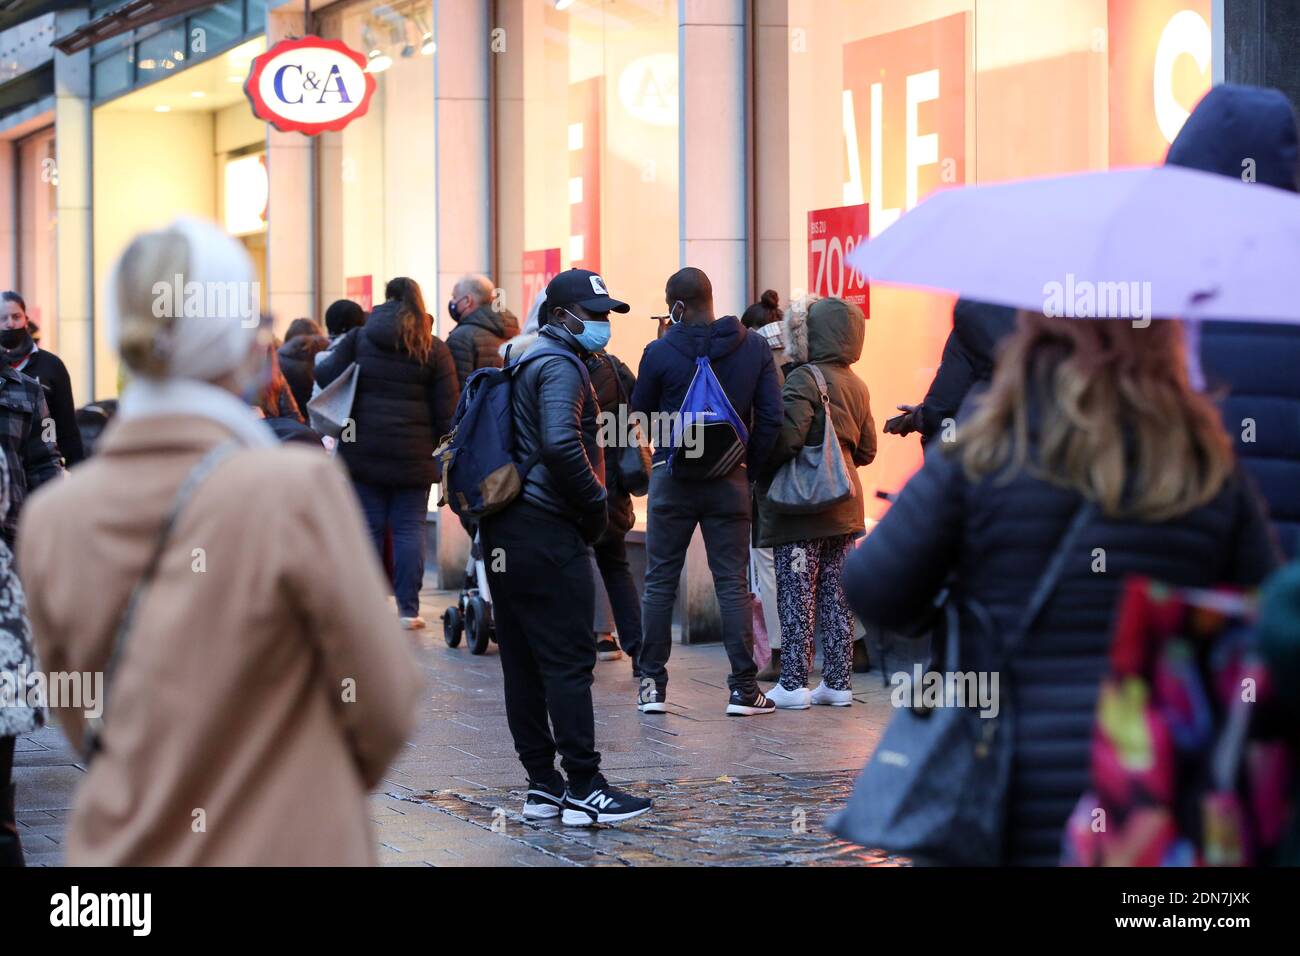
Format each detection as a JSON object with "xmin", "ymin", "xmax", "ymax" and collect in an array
[
  {"xmin": 278, "ymin": 332, "xmax": 330, "ymax": 415},
  {"xmin": 883, "ymin": 298, "xmax": 1015, "ymax": 445},
  {"xmin": 2, "ymin": 291, "xmax": 84, "ymax": 466},
  {"xmin": 316, "ymin": 277, "xmax": 459, "ymax": 628},
  {"xmin": 1165, "ymin": 84, "xmax": 1300, "ymax": 558},
  {"xmin": 844, "ymin": 312, "xmax": 1280, "ymax": 866},
  {"xmin": 479, "ymin": 268, "xmax": 652, "ymax": 826},
  {"xmin": 585, "ymin": 346, "xmax": 642, "ymax": 666}
]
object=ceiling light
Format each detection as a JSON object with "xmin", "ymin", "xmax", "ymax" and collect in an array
[
  {"xmin": 365, "ymin": 50, "xmax": 392, "ymax": 73},
  {"xmin": 154, "ymin": 104, "xmax": 171, "ymax": 112},
  {"xmin": 227, "ymin": 75, "xmax": 243, "ymax": 83},
  {"xmin": 138, "ymin": 57, "xmax": 156, "ymax": 69},
  {"xmin": 190, "ymin": 91, "xmax": 206, "ymax": 98}
]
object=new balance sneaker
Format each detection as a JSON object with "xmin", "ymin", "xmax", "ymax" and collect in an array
[
  {"xmin": 596, "ymin": 634, "xmax": 623, "ymax": 661},
  {"xmin": 522, "ymin": 778, "xmax": 566, "ymax": 820},
  {"xmin": 562, "ymin": 778, "xmax": 652, "ymax": 827},
  {"xmin": 810, "ymin": 682, "xmax": 853, "ymax": 707},
  {"xmin": 637, "ymin": 679, "xmax": 667, "ymax": 714},
  {"xmin": 765, "ymin": 683, "xmax": 811, "ymax": 710},
  {"xmin": 726, "ymin": 688, "xmax": 777, "ymax": 716}
]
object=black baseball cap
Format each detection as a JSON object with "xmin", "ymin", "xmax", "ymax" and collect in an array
[{"xmin": 543, "ymin": 269, "xmax": 630, "ymax": 316}]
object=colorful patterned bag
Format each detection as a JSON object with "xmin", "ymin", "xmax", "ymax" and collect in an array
[{"xmin": 1063, "ymin": 578, "xmax": 1296, "ymax": 867}]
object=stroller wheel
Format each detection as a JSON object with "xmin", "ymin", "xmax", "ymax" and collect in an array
[
  {"xmin": 466, "ymin": 595, "xmax": 492, "ymax": 655},
  {"xmin": 442, "ymin": 605, "xmax": 463, "ymax": 648}
]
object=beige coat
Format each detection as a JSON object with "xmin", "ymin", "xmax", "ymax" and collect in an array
[{"xmin": 18, "ymin": 415, "xmax": 423, "ymax": 866}]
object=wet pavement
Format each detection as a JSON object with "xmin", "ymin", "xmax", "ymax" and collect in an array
[{"xmin": 15, "ymin": 586, "xmax": 904, "ymax": 866}]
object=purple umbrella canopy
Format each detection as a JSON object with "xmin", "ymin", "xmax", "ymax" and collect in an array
[{"xmin": 845, "ymin": 165, "xmax": 1300, "ymax": 324}]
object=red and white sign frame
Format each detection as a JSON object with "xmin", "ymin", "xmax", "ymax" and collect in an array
[{"xmin": 244, "ymin": 36, "xmax": 378, "ymax": 136}]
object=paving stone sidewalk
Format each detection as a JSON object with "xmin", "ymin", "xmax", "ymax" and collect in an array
[{"xmin": 15, "ymin": 586, "xmax": 903, "ymax": 866}]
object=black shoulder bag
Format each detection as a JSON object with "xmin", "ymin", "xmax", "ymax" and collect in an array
[{"xmin": 827, "ymin": 499, "xmax": 1096, "ymax": 865}]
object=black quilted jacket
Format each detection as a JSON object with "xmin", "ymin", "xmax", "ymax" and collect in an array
[
  {"xmin": 844, "ymin": 438, "xmax": 1280, "ymax": 865},
  {"xmin": 508, "ymin": 327, "xmax": 606, "ymax": 534},
  {"xmin": 315, "ymin": 300, "xmax": 459, "ymax": 488}
]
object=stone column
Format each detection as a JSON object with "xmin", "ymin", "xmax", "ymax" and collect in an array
[
  {"xmin": 52, "ymin": 9, "xmax": 93, "ymax": 399},
  {"xmin": 266, "ymin": 3, "xmax": 314, "ymax": 334},
  {"xmin": 433, "ymin": 0, "xmax": 492, "ymax": 585},
  {"xmin": 0, "ymin": 139, "xmax": 14, "ymax": 287},
  {"xmin": 675, "ymin": 0, "xmax": 750, "ymax": 644}
]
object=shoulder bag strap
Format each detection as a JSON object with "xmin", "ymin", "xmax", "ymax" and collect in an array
[{"xmin": 82, "ymin": 440, "xmax": 242, "ymax": 761}]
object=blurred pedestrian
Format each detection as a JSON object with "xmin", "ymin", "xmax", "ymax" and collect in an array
[
  {"xmin": 481, "ymin": 268, "xmax": 651, "ymax": 826},
  {"xmin": 1166, "ymin": 83, "xmax": 1300, "ymax": 558},
  {"xmin": 0, "ymin": 454, "xmax": 42, "ymax": 867},
  {"xmin": 445, "ymin": 273, "xmax": 520, "ymax": 386},
  {"xmin": 758, "ymin": 297, "xmax": 876, "ymax": 708},
  {"xmin": 1, "ymin": 291, "xmax": 82, "ymax": 467},
  {"xmin": 844, "ymin": 312, "xmax": 1281, "ymax": 865},
  {"xmin": 742, "ymin": 289, "xmax": 789, "ymax": 681},
  {"xmin": 284, "ymin": 317, "xmax": 323, "ymax": 343},
  {"xmin": 882, "ymin": 298, "xmax": 1015, "ymax": 444},
  {"xmin": 278, "ymin": 329, "xmax": 330, "ymax": 414},
  {"xmin": 18, "ymin": 217, "xmax": 420, "ymax": 865},
  {"xmin": 255, "ymin": 342, "xmax": 322, "ymax": 448},
  {"xmin": 316, "ymin": 277, "xmax": 459, "ymax": 629},
  {"xmin": 631, "ymin": 267, "xmax": 783, "ymax": 716}
]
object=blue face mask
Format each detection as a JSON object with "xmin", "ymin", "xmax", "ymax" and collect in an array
[{"xmin": 567, "ymin": 311, "xmax": 611, "ymax": 352}]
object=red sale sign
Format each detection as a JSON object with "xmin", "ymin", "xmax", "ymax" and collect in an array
[
  {"xmin": 522, "ymin": 248, "xmax": 561, "ymax": 311},
  {"xmin": 808, "ymin": 204, "xmax": 870, "ymax": 313}
]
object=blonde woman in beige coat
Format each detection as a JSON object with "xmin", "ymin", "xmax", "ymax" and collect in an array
[{"xmin": 18, "ymin": 218, "xmax": 422, "ymax": 865}]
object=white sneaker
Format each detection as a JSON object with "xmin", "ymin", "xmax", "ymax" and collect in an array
[
  {"xmin": 764, "ymin": 683, "xmax": 811, "ymax": 710},
  {"xmin": 400, "ymin": 616, "xmax": 426, "ymax": 630},
  {"xmin": 810, "ymin": 682, "xmax": 853, "ymax": 707}
]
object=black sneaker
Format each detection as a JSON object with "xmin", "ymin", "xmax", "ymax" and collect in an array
[
  {"xmin": 596, "ymin": 634, "xmax": 623, "ymax": 661},
  {"xmin": 522, "ymin": 777, "xmax": 566, "ymax": 820},
  {"xmin": 562, "ymin": 778, "xmax": 652, "ymax": 827},
  {"xmin": 637, "ymin": 679, "xmax": 667, "ymax": 714},
  {"xmin": 726, "ymin": 688, "xmax": 776, "ymax": 716}
]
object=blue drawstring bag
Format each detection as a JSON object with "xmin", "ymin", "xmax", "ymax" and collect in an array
[{"xmin": 668, "ymin": 356, "xmax": 749, "ymax": 480}]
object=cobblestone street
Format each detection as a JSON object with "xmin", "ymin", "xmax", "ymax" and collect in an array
[{"xmin": 15, "ymin": 586, "xmax": 904, "ymax": 866}]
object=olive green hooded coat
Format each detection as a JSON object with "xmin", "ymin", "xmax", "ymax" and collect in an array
[{"xmin": 757, "ymin": 297, "xmax": 876, "ymax": 548}]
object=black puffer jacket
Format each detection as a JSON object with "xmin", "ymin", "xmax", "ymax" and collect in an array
[
  {"xmin": 917, "ymin": 299, "xmax": 1016, "ymax": 443},
  {"xmin": 447, "ymin": 305, "xmax": 520, "ymax": 386},
  {"xmin": 844, "ymin": 433, "xmax": 1280, "ymax": 866},
  {"xmin": 1166, "ymin": 84, "xmax": 1300, "ymax": 558},
  {"xmin": 315, "ymin": 300, "xmax": 459, "ymax": 488},
  {"xmin": 508, "ymin": 326, "xmax": 607, "ymax": 540},
  {"xmin": 587, "ymin": 349, "xmax": 637, "ymax": 537}
]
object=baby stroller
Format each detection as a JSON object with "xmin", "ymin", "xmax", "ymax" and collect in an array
[{"xmin": 442, "ymin": 530, "xmax": 496, "ymax": 655}]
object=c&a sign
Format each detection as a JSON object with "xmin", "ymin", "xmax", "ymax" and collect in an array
[{"xmin": 245, "ymin": 36, "xmax": 377, "ymax": 136}]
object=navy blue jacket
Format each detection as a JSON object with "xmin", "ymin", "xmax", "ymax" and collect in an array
[
  {"xmin": 1166, "ymin": 84, "xmax": 1300, "ymax": 557},
  {"xmin": 631, "ymin": 316, "xmax": 782, "ymax": 474}
]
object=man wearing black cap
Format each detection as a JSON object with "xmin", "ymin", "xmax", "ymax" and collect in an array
[{"xmin": 480, "ymin": 268, "xmax": 652, "ymax": 827}]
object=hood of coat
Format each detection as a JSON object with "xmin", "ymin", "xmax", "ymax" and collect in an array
[
  {"xmin": 806, "ymin": 297, "xmax": 865, "ymax": 365},
  {"xmin": 456, "ymin": 304, "xmax": 521, "ymax": 339},
  {"xmin": 952, "ymin": 299, "xmax": 1017, "ymax": 374},
  {"xmin": 499, "ymin": 331, "xmax": 540, "ymax": 360},
  {"xmin": 278, "ymin": 334, "xmax": 328, "ymax": 363},
  {"xmin": 661, "ymin": 314, "xmax": 747, "ymax": 361},
  {"xmin": 362, "ymin": 299, "xmax": 408, "ymax": 351},
  {"xmin": 1166, "ymin": 84, "xmax": 1299, "ymax": 192},
  {"xmin": 782, "ymin": 304, "xmax": 809, "ymax": 366}
]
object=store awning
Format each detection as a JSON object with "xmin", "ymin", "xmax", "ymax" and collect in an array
[
  {"xmin": 51, "ymin": 0, "xmax": 221, "ymax": 55},
  {"xmin": 0, "ymin": 60, "xmax": 53, "ymax": 122},
  {"xmin": 0, "ymin": 0, "xmax": 82, "ymax": 33}
]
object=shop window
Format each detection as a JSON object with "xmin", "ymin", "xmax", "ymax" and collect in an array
[
  {"xmin": 192, "ymin": 5, "xmax": 244, "ymax": 56},
  {"xmin": 93, "ymin": 48, "xmax": 133, "ymax": 100},
  {"xmin": 778, "ymin": 0, "xmax": 1211, "ymax": 514},
  {"xmin": 317, "ymin": 0, "xmax": 438, "ymax": 316},
  {"xmin": 136, "ymin": 25, "xmax": 189, "ymax": 76},
  {"xmin": 15, "ymin": 128, "xmax": 59, "ymax": 353},
  {"xmin": 498, "ymin": 0, "xmax": 679, "ymax": 369}
]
